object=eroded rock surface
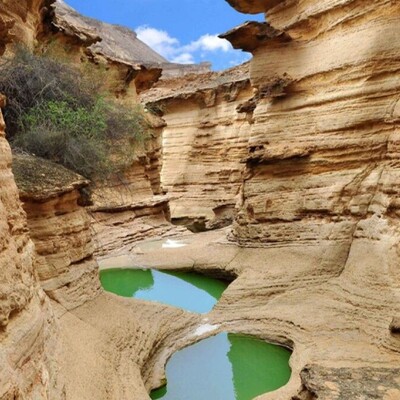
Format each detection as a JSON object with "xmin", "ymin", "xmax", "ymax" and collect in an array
[
  {"xmin": 2, "ymin": 0, "xmax": 400, "ymax": 399},
  {"xmin": 0, "ymin": 100, "xmax": 62, "ymax": 399},
  {"xmin": 142, "ymin": 64, "xmax": 253, "ymax": 230},
  {"xmin": 13, "ymin": 155, "xmax": 101, "ymax": 310},
  {"xmin": 0, "ymin": 0, "xmax": 53, "ymax": 55},
  {"xmin": 126, "ymin": 0, "xmax": 400, "ymax": 398},
  {"xmin": 51, "ymin": 0, "xmax": 210, "ymax": 80}
]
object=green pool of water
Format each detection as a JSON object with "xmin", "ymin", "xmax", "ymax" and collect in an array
[
  {"xmin": 151, "ymin": 333, "xmax": 292, "ymax": 400},
  {"xmin": 100, "ymin": 268, "xmax": 229, "ymax": 313}
]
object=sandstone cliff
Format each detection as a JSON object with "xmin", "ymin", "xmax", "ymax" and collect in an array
[
  {"xmin": 132, "ymin": 1, "xmax": 400, "ymax": 398},
  {"xmin": 13, "ymin": 155, "xmax": 101, "ymax": 310},
  {"xmin": 0, "ymin": 0, "xmax": 52, "ymax": 55},
  {"xmin": 10, "ymin": 154, "xmax": 196, "ymax": 400},
  {"xmin": 215, "ymin": 0, "xmax": 400, "ymax": 397},
  {"xmin": 50, "ymin": 0, "xmax": 210, "ymax": 81},
  {"xmin": 1, "ymin": 0, "xmax": 400, "ymax": 399},
  {"xmin": 141, "ymin": 64, "xmax": 253, "ymax": 231},
  {"xmin": 0, "ymin": 100, "xmax": 62, "ymax": 399}
]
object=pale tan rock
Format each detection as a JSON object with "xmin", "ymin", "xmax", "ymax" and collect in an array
[
  {"xmin": 219, "ymin": 1, "xmax": 400, "ymax": 248},
  {"xmin": 2, "ymin": 0, "xmax": 400, "ymax": 399},
  {"xmin": 0, "ymin": 101, "xmax": 62, "ymax": 399},
  {"xmin": 12, "ymin": 155, "xmax": 101, "ymax": 310},
  {"xmin": 88, "ymin": 120, "xmax": 188, "ymax": 255},
  {"xmin": 142, "ymin": 64, "xmax": 253, "ymax": 230},
  {"xmin": 118, "ymin": 225, "xmax": 400, "ymax": 399}
]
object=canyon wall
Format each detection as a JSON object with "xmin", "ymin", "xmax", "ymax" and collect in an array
[
  {"xmin": 0, "ymin": 100, "xmax": 62, "ymax": 399},
  {"xmin": 136, "ymin": 1, "xmax": 400, "ymax": 398},
  {"xmin": 142, "ymin": 65, "xmax": 253, "ymax": 230},
  {"xmin": 2, "ymin": 0, "xmax": 399, "ymax": 399},
  {"xmin": 0, "ymin": 3, "xmax": 185, "ymax": 399},
  {"xmin": 222, "ymin": 0, "xmax": 400, "ymax": 247},
  {"xmin": 13, "ymin": 155, "xmax": 101, "ymax": 310},
  {"xmin": 213, "ymin": 0, "xmax": 400, "ymax": 397},
  {"xmin": 88, "ymin": 112, "xmax": 189, "ymax": 256},
  {"xmin": 36, "ymin": 0, "xmax": 190, "ymax": 254}
]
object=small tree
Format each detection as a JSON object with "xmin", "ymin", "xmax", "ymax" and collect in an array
[{"xmin": 0, "ymin": 47, "xmax": 150, "ymax": 179}]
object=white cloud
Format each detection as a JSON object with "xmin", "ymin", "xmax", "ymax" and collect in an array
[
  {"xmin": 171, "ymin": 52, "xmax": 195, "ymax": 64},
  {"xmin": 136, "ymin": 25, "xmax": 235, "ymax": 67},
  {"xmin": 183, "ymin": 34, "xmax": 232, "ymax": 53},
  {"xmin": 136, "ymin": 26, "xmax": 179, "ymax": 59}
]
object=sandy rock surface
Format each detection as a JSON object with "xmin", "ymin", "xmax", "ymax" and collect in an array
[
  {"xmin": 1, "ymin": 0, "xmax": 400, "ymax": 398},
  {"xmin": 141, "ymin": 64, "xmax": 253, "ymax": 230},
  {"xmin": 100, "ymin": 226, "xmax": 400, "ymax": 399},
  {"xmin": 0, "ymin": 101, "xmax": 62, "ymax": 398}
]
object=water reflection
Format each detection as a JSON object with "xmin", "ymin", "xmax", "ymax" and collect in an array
[
  {"xmin": 151, "ymin": 333, "xmax": 291, "ymax": 400},
  {"xmin": 100, "ymin": 268, "xmax": 228, "ymax": 313}
]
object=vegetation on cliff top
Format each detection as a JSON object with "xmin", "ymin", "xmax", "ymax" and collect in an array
[{"xmin": 0, "ymin": 48, "xmax": 150, "ymax": 179}]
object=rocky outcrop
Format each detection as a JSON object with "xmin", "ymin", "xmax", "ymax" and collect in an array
[
  {"xmin": 0, "ymin": 99, "xmax": 62, "ymax": 399},
  {"xmin": 9, "ymin": 154, "xmax": 195, "ymax": 400},
  {"xmin": 0, "ymin": 0, "xmax": 53, "ymax": 55},
  {"xmin": 142, "ymin": 64, "xmax": 253, "ymax": 230},
  {"xmin": 48, "ymin": 0, "xmax": 210, "ymax": 83},
  {"xmin": 221, "ymin": 0, "xmax": 400, "ymax": 245},
  {"xmin": 88, "ymin": 113, "xmax": 187, "ymax": 256},
  {"xmin": 195, "ymin": 0, "xmax": 400, "ymax": 397},
  {"xmin": 98, "ymin": 1, "xmax": 399, "ymax": 398},
  {"xmin": 13, "ymin": 155, "xmax": 101, "ymax": 310},
  {"xmin": 2, "ymin": 0, "xmax": 400, "ymax": 399}
]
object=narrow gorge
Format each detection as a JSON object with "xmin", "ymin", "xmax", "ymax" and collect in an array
[{"xmin": 0, "ymin": 0, "xmax": 399, "ymax": 399}]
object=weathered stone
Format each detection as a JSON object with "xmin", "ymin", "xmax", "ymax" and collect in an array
[
  {"xmin": 142, "ymin": 64, "xmax": 253, "ymax": 230},
  {"xmin": 0, "ymin": 0, "xmax": 54, "ymax": 55},
  {"xmin": 0, "ymin": 106, "xmax": 62, "ymax": 399},
  {"xmin": 13, "ymin": 155, "xmax": 101, "ymax": 310}
]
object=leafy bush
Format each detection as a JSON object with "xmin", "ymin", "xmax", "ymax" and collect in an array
[{"xmin": 0, "ymin": 47, "xmax": 150, "ymax": 179}]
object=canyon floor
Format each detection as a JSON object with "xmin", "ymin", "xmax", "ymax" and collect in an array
[{"xmin": 91, "ymin": 228, "xmax": 400, "ymax": 400}]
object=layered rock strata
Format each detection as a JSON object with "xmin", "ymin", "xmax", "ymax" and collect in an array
[
  {"xmin": 0, "ymin": 100, "xmax": 61, "ymax": 399},
  {"xmin": 88, "ymin": 113, "xmax": 188, "ymax": 256},
  {"xmin": 48, "ymin": 0, "xmax": 210, "ymax": 84},
  {"xmin": 142, "ymin": 64, "xmax": 253, "ymax": 230},
  {"xmin": 179, "ymin": 0, "xmax": 400, "ymax": 397},
  {"xmin": 13, "ymin": 155, "xmax": 101, "ymax": 310},
  {"xmin": 221, "ymin": 0, "xmax": 400, "ymax": 247},
  {"xmin": 2, "ymin": 0, "xmax": 400, "ymax": 399}
]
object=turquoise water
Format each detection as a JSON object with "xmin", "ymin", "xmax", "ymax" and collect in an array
[
  {"xmin": 151, "ymin": 333, "xmax": 292, "ymax": 400},
  {"xmin": 99, "ymin": 268, "xmax": 229, "ymax": 313}
]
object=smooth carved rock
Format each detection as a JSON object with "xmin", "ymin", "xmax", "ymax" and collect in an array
[
  {"xmin": 13, "ymin": 155, "xmax": 101, "ymax": 310},
  {"xmin": 219, "ymin": 21, "xmax": 289, "ymax": 52},
  {"xmin": 141, "ymin": 64, "xmax": 253, "ymax": 230},
  {"xmin": 0, "ymin": 109, "xmax": 62, "ymax": 398}
]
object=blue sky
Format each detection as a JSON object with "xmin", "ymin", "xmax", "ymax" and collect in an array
[{"xmin": 64, "ymin": 0, "xmax": 263, "ymax": 70}]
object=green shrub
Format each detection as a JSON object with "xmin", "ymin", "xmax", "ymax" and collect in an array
[{"xmin": 0, "ymin": 47, "xmax": 150, "ymax": 179}]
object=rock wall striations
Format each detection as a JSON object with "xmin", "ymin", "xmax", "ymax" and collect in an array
[
  {"xmin": 2, "ymin": 0, "xmax": 400, "ymax": 399},
  {"xmin": 12, "ymin": 155, "xmax": 101, "ymax": 310},
  {"xmin": 0, "ymin": 100, "xmax": 62, "ymax": 399},
  {"xmin": 205, "ymin": 0, "xmax": 400, "ymax": 398},
  {"xmin": 222, "ymin": 0, "xmax": 400, "ymax": 247},
  {"xmin": 142, "ymin": 64, "xmax": 253, "ymax": 231}
]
